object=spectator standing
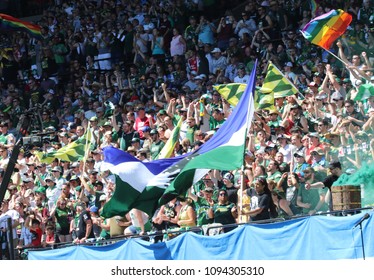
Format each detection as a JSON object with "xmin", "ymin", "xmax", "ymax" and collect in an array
[{"xmin": 207, "ymin": 189, "xmax": 238, "ymax": 233}]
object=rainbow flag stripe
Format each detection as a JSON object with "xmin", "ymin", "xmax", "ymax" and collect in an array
[
  {"xmin": 301, "ymin": 9, "xmax": 352, "ymax": 50},
  {"xmin": 0, "ymin": 13, "xmax": 42, "ymax": 40}
]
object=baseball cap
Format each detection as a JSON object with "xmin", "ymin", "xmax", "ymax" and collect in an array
[
  {"xmin": 22, "ymin": 177, "xmax": 33, "ymax": 183},
  {"xmin": 316, "ymin": 93, "xmax": 328, "ymax": 100},
  {"xmin": 277, "ymin": 134, "xmax": 289, "ymax": 140},
  {"xmin": 311, "ymin": 147, "xmax": 324, "ymax": 155},
  {"xmin": 45, "ymin": 176, "xmax": 55, "ymax": 183},
  {"xmin": 328, "ymin": 161, "xmax": 341, "ymax": 170},
  {"xmin": 268, "ymin": 109, "xmax": 279, "ymax": 115},
  {"xmin": 223, "ymin": 172, "xmax": 234, "ymax": 182},
  {"xmin": 285, "ymin": 62, "xmax": 293, "ymax": 67},
  {"xmin": 90, "ymin": 169, "xmax": 99, "ymax": 175},
  {"xmin": 308, "ymin": 82, "xmax": 317, "ymax": 87},
  {"xmin": 211, "ymin": 47, "xmax": 221, "ymax": 53},
  {"xmin": 255, "ymin": 147, "xmax": 266, "ymax": 155},
  {"xmin": 141, "ymin": 126, "xmax": 151, "ymax": 132},
  {"xmin": 24, "ymin": 189, "xmax": 35, "ymax": 198},
  {"xmin": 69, "ymin": 175, "xmax": 79, "ymax": 181},
  {"xmin": 52, "ymin": 166, "xmax": 62, "ymax": 173},
  {"xmin": 294, "ymin": 151, "xmax": 305, "ymax": 158},
  {"xmin": 150, "ymin": 129, "xmax": 158, "ymax": 135},
  {"xmin": 89, "ymin": 206, "xmax": 99, "ymax": 213},
  {"xmin": 308, "ymin": 132, "xmax": 320, "ymax": 138}
]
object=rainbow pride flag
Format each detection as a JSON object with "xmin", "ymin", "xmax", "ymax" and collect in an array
[
  {"xmin": 0, "ymin": 13, "xmax": 42, "ymax": 40},
  {"xmin": 301, "ymin": 9, "xmax": 352, "ymax": 50}
]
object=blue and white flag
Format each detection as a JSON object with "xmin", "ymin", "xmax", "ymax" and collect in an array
[{"xmin": 102, "ymin": 61, "xmax": 257, "ymax": 218}]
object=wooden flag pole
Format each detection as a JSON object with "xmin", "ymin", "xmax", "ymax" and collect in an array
[
  {"xmin": 82, "ymin": 126, "xmax": 92, "ymax": 174},
  {"xmin": 324, "ymin": 48, "xmax": 348, "ymax": 66}
]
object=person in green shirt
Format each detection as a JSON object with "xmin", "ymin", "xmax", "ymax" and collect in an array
[
  {"xmin": 266, "ymin": 159, "xmax": 283, "ymax": 183},
  {"xmin": 207, "ymin": 189, "xmax": 238, "ymax": 233},
  {"xmin": 150, "ymin": 129, "xmax": 165, "ymax": 160},
  {"xmin": 296, "ymin": 167, "xmax": 328, "ymax": 215},
  {"xmin": 188, "ymin": 185, "xmax": 216, "ymax": 227},
  {"xmin": 0, "ymin": 122, "xmax": 15, "ymax": 149},
  {"xmin": 50, "ymin": 198, "xmax": 72, "ymax": 243},
  {"xmin": 209, "ymin": 108, "xmax": 225, "ymax": 130},
  {"xmin": 185, "ymin": 117, "xmax": 200, "ymax": 144}
]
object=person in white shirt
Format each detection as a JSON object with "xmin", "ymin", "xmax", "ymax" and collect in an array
[
  {"xmin": 234, "ymin": 12, "xmax": 257, "ymax": 38},
  {"xmin": 234, "ymin": 64, "xmax": 251, "ymax": 83},
  {"xmin": 284, "ymin": 62, "xmax": 296, "ymax": 83},
  {"xmin": 210, "ymin": 48, "xmax": 227, "ymax": 75}
]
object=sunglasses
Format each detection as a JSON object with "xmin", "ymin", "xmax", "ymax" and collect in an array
[{"xmin": 219, "ymin": 193, "xmax": 227, "ymax": 196}]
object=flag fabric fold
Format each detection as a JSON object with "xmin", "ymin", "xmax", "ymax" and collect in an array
[
  {"xmin": 159, "ymin": 61, "xmax": 257, "ymax": 205},
  {"xmin": 102, "ymin": 61, "xmax": 257, "ymax": 218},
  {"xmin": 262, "ymin": 62, "xmax": 299, "ymax": 99},
  {"xmin": 156, "ymin": 117, "xmax": 183, "ymax": 159},
  {"xmin": 213, "ymin": 83, "xmax": 247, "ymax": 106},
  {"xmin": 0, "ymin": 13, "xmax": 42, "ymax": 40},
  {"xmin": 353, "ymin": 84, "xmax": 374, "ymax": 101},
  {"xmin": 214, "ymin": 83, "xmax": 274, "ymax": 110},
  {"xmin": 36, "ymin": 129, "xmax": 93, "ymax": 164},
  {"xmin": 101, "ymin": 148, "xmax": 187, "ymax": 217},
  {"xmin": 300, "ymin": 9, "xmax": 352, "ymax": 50}
]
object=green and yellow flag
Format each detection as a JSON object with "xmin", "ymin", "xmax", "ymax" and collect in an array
[
  {"xmin": 157, "ymin": 117, "xmax": 183, "ymax": 159},
  {"xmin": 36, "ymin": 129, "xmax": 93, "ymax": 164},
  {"xmin": 262, "ymin": 62, "xmax": 299, "ymax": 98},
  {"xmin": 213, "ymin": 83, "xmax": 246, "ymax": 106},
  {"xmin": 213, "ymin": 83, "xmax": 275, "ymax": 110}
]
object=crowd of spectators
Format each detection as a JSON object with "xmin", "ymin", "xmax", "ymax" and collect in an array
[{"xmin": 1, "ymin": 0, "xmax": 374, "ymax": 256}]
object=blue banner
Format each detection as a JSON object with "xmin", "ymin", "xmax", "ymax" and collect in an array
[{"xmin": 28, "ymin": 213, "xmax": 374, "ymax": 260}]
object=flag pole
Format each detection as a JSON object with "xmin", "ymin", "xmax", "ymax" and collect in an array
[
  {"xmin": 82, "ymin": 126, "xmax": 92, "ymax": 173},
  {"xmin": 323, "ymin": 48, "xmax": 370, "ymax": 82},
  {"xmin": 239, "ymin": 60, "xmax": 257, "ymax": 222},
  {"xmin": 324, "ymin": 48, "xmax": 346, "ymax": 65}
]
